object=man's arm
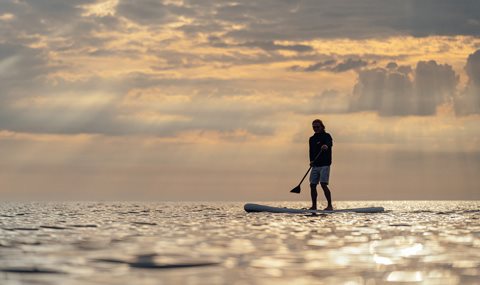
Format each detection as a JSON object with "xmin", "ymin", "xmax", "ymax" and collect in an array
[{"xmin": 321, "ymin": 134, "xmax": 333, "ymax": 150}]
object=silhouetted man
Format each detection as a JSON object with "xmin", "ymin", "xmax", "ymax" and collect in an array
[{"xmin": 309, "ymin": 119, "xmax": 333, "ymax": 210}]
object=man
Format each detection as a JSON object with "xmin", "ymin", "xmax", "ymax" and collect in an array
[{"xmin": 309, "ymin": 119, "xmax": 333, "ymax": 210}]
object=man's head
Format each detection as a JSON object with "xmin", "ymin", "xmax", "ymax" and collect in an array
[{"xmin": 312, "ymin": 119, "xmax": 325, "ymax": 133}]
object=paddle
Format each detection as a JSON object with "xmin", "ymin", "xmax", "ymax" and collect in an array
[
  {"xmin": 290, "ymin": 167, "xmax": 311, "ymax": 193},
  {"xmin": 290, "ymin": 149, "xmax": 322, "ymax": 194}
]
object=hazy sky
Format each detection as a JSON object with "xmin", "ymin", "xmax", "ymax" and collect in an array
[{"xmin": 1, "ymin": 0, "xmax": 479, "ymax": 201}]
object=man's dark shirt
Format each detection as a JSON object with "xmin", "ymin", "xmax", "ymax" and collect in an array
[{"xmin": 309, "ymin": 131, "xmax": 333, "ymax": 167}]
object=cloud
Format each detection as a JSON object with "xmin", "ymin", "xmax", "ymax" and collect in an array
[
  {"xmin": 454, "ymin": 49, "xmax": 480, "ymax": 115},
  {"xmin": 466, "ymin": 49, "xmax": 480, "ymax": 86},
  {"xmin": 0, "ymin": 0, "xmax": 96, "ymax": 39},
  {"xmin": 396, "ymin": 0, "xmax": 480, "ymax": 37},
  {"xmin": 331, "ymin": 58, "xmax": 369, "ymax": 73},
  {"xmin": 351, "ymin": 68, "xmax": 387, "ymax": 112},
  {"xmin": 208, "ymin": 36, "xmax": 314, "ymax": 53},
  {"xmin": 413, "ymin": 60, "xmax": 458, "ymax": 115},
  {"xmin": 0, "ymin": 0, "xmax": 126, "ymax": 61},
  {"xmin": 289, "ymin": 58, "xmax": 367, "ymax": 73},
  {"xmin": 289, "ymin": 59, "xmax": 336, "ymax": 72},
  {"xmin": 0, "ymin": 0, "xmax": 478, "ymax": 139},
  {"xmin": 241, "ymin": 41, "xmax": 313, "ymax": 53},
  {"xmin": 179, "ymin": 0, "xmax": 480, "ymax": 42},
  {"xmin": 298, "ymin": 90, "xmax": 350, "ymax": 114},
  {"xmin": 350, "ymin": 60, "xmax": 458, "ymax": 116},
  {"xmin": 115, "ymin": 0, "xmax": 191, "ymax": 25},
  {"xmin": 386, "ymin": 62, "xmax": 398, "ymax": 70},
  {"xmin": 0, "ymin": 72, "xmax": 283, "ymax": 136},
  {"xmin": 3, "ymin": 0, "xmax": 480, "ymax": 52},
  {"xmin": 0, "ymin": 43, "xmax": 53, "ymax": 99}
]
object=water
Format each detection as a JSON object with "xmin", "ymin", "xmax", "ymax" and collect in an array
[{"xmin": 0, "ymin": 201, "xmax": 479, "ymax": 284}]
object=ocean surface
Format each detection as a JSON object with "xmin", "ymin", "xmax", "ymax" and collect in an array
[{"xmin": 0, "ymin": 201, "xmax": 479, "ymax": 285}]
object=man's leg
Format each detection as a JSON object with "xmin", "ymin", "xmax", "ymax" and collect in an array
[
  {"xmin": 310, "ymin": 183, "xmax": 318, "ymax": 210},
  {"xmin": 320, "ymin": 183, "xmax": 333, "ymax": 210}
]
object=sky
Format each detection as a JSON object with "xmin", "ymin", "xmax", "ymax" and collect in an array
[{"xmin": 0, "ymin": 0, "xmax": 479, "ymax": 201}]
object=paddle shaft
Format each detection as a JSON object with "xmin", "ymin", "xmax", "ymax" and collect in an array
[
  {"xmin": 297, "ymin": 166, "xmax": 312, "ymax": 186},
  {"xmin": 297, "ymin": 149, "xmax": 323, "ymax": 186}
]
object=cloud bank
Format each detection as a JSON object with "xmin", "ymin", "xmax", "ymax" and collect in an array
[
  {"xmin": 289, "ymin": 58, "xmax": 368, "ymax": 73},
  {"xmin": 454, "ymin": 49, "xmax": 480, "ymax": 115},
  {"xmin": 350, "ymin": 60, "xmax": 459, "ymax": 116},
  {"xmin": 0, "ymin": 0, "xmax": 479, "ymax": 138}
]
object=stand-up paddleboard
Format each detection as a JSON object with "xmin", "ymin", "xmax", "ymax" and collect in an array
[{"xmin": 244, "ymin": 203, "xmax": 384, "ymax": 214}]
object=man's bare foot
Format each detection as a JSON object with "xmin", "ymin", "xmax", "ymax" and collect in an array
[{"xmin": 323, "ymin": 206, "xmax": 333, "ymax": 211}]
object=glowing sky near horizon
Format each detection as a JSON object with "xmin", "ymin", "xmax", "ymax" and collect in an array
[{"xmin": 0, "ymin": 0, "xmax": 479, "ymax": 200}]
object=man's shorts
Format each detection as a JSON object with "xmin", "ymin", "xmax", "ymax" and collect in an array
[{"xmin": 309, "ymin": 166, "xmax": 330, "ymax": 185}]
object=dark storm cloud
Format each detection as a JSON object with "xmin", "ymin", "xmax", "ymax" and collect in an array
[
  {"xmin": 289, "ymin": 59, "xmax": 336, "ymax": 72},
  {"xmin": 146, "ymin": 38, "xmax": 327, "ymax": 70},
  {"xmin": 116, "ymin": 0, "xmax": 195, "ymax": 25},
  {"xmin": 289, "ymin": 58, "xmax": 367, "ymax": 73},
  {"xmin": 386, "ymin": 62, "xmax": 398, "ymax": 70},
  {"xmin": 241, "ymin": 41, "xmax": 313, "ymax": 53},
  {"xmin": 208, "ymin": 36, "xmax": 313, "ymax": 53},
  {"xmin": 179, "ymin": 0, "xmax": 480, "ymax": 42},
  {"xmin": 454, "ymin": 49, "xmax": 480, "ymax": 115},
  {"xmin": 350, "ymin": 60, "xmax": 458, "ymax": 116},
  {"xmin": 397, "ymin": 0, "xmax": 480, "ymax": 37},
  {"xmin": 23, "ymin": 0, "xmax": 95, "ymax": 20},
  {"xmin": 2, "ymin": 1, "xmax": 479, "ymax": 53},
  {"xmin": 331, "ymin": 59, "xmax": 369, "ymax": 73},
  {"xmin": 0, "ymin": 0, "xmax": 97, "ymax": 38}
]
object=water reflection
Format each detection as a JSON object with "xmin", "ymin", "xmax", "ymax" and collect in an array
[
  {"xmin": 0, "ymin": 201, "xmax": 478, "ymax": 284},
  {"xmin": 386, "ymin": 271, "xmax": 423, "ymax": 282}
]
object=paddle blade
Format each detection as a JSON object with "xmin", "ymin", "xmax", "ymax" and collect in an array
[{"xmin": 290, "ymin": 185, "xmax": 301, "ymax": 194}]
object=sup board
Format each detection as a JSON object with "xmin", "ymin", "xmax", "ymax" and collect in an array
[{"xmin": 244, "ymin": 203, "xmax": 384, "ymax": 214}]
